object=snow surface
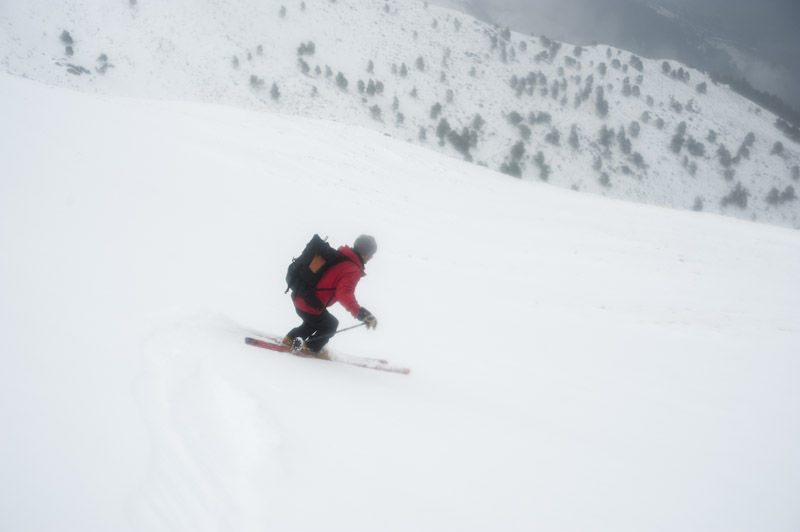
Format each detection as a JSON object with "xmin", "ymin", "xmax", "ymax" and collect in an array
[{"xmin": 2, "ymin": 72, "xmax": 800, "ymax": 531}]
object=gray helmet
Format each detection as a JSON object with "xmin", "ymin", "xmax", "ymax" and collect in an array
[{"xmin": 353, "ymin": 234, "xmax": 377, "ymax": 257}]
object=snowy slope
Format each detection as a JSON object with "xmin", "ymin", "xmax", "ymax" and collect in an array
[
  {"xmin": 2, "ymin": 0, "xmax": 799, "ymax": 228},
  {"xmin": 2, "ymin": 73, "xmax": 800, "ymax": 532}
]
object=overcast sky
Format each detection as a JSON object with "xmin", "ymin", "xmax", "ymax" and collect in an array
[{"xmin": 438, "ymin": 0, "xmax": 800, "ymax": 110}]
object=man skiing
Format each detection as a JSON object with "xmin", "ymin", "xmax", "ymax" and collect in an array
[{"xmin": 283, "ymin": 235, "xmax": 378, "ymax": 359}]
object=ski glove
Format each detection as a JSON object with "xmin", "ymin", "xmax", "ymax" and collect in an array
[{"xmin": 357, "ymin": 307, "xmax": 378, "ymax": 330}]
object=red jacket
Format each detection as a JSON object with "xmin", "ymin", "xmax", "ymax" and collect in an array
[{"xmin": 293, "ymin": 245, "xmax": 365, "ymax": 317}]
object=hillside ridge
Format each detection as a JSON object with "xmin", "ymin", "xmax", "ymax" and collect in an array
[{"xmin": 2, "ymin": 0, "xmax": 798, "ymax": 227}]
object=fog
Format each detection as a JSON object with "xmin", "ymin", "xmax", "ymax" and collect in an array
[{"xmin": 437, "ymin": 0, "xmax": 800, "ymax": 111}]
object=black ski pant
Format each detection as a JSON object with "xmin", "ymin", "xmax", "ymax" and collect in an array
[{"xmin": 287, "ymin": 307, "xmax": 339, "ymax": 352}]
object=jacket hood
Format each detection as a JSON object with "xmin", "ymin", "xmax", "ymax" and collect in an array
[{"xmin": 339, "ymin": 245, "xmax": 366, "ymax": 272}]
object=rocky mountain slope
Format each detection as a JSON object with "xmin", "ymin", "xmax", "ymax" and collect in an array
[{"xmin": 2, "ymin": 0, "xmax": 798, "ymax": 227}]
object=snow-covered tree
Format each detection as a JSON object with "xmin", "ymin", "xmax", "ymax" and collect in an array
[
  {"xmin": 335, "ymin": 72, "xmax": 348, "ymax": 90},
  {"xmin": 722, "ymin": 182, "xmax": 749, "ymax": 209}
]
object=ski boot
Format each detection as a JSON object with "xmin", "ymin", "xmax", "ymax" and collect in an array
[{"xmin": 301, "ymin": 343, "xmax": 330, "ymax": 360}]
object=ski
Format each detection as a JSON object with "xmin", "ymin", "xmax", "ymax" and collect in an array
[
  {"xmin": 244, "ymin": 337, "xmax": 410, "ymax": 375},
  {"xmin": 245, "ymin": 331, "xmax": 392, "ymax": 365}
]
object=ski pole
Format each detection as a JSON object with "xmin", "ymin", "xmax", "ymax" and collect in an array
[
  {"xmin": 335, "ymin": 322, "xmax": 368, "ymax": 335},
  {"xmin": 311, "ymin": 322, "xmax": 367, "ymax": 343}
]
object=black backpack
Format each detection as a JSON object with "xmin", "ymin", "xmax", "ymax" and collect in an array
[{"xmin": 285, "ymin": 234, "xmax": 348, "ymax": 310}]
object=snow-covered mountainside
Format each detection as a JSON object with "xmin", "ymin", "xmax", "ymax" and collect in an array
[
  {"xmin": 3, "ymin": 70, "xmax": 800, "ymax": 532},
  {"xmin": 2, "ymin": 0, "xmax": 799, "ymax": 228},
  {"xmin": 436, "ymin": 0, "xmax": 800, "ymax": 114}
]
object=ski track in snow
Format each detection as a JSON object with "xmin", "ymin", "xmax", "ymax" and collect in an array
[{"xmin": 133, "ymin": 313, "xmax": 281, "ymax": 530}]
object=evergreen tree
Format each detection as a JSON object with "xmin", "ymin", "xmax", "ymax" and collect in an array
[
  {"xmin": 767, "ymin": 187, "xmax": 781, "ymax": 205},
  {"xmin": 670, "ymin": 133, "xmax": 685, "ymax": 154},
  {"xmin": 686, "ymin": 137, "xmax": 706, "ymax": 157},
  {"xmin": 510, "ymin": 141, "xmax": 525, "ymax": 161},
  {"xmin": 507, "ymin": 111, "xmax": 524, "ymax": 126},
  {"xmin": 721, "ymin": 182, "xmax": 749, "ymax": 208},
  {"xmin": 568, "ymin": 125, "xmax": 579, "ymax": 149},
  {"xmin": 533, "ymin": 151, "xmax": 551, "ymax": 181},
  {"xmin": 622, "ymin": 77, "xmax": 632, "ymax": 97},
  {"xmin": 598, "ymin": 125, "xmax": 614, "ymax": 148},
  {"xmin": 545, "ymin": 128, "xmax": 560, "ymax": 146},
  {"xmin": 249, "ymin": 75, "xmax": 264, "ymax": 90},
  {"xmin": 617, "ymin": 130, "xmax": 632, "ymax": 155},
  {"xmin": 595, "ymin": 87, "xmax": 609, "ymax": 118},
  {"xmin": 335, "ymin": 72, "xmax": 348, "ymax": 90},
  {"xmin": 500, "ymin": 161, "xmax": 522, "ymax": 178},
  {"xmin": 448, "ymin": 128, "xmax": 472, "ymax": 159},
  {"xmin": 436, "ymin": 118, "xmax": 451, "ymax": 145}
]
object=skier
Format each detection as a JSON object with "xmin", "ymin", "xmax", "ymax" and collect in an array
[{"xmin": 283, "ymin": 235, "xmax": 378, "ymax": 359}]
